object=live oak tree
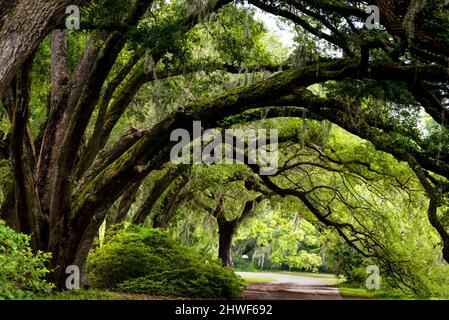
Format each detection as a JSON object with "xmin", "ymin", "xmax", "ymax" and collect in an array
[
  {"xmin": 188, "ymin": 167, "xmax": 265, "ymax": 267},
  {"xmin": 1, "ymin": 0, "xmax": 449, "ymax": 289}
]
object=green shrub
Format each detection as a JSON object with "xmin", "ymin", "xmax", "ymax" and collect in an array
[
  {"xmin": 345, "ymin": 266, "xmax": 370, "ymax": 285},
  {"xmin": 0, "ymin": 220, "xmax": 53, "ymax": 299},
  {"xmin": 232, "ymin": 252, "xmax": 258, "ymax": 272},
  {"xmin": 87, "ymin": 226, "xmax": 243, "ymax": 299}
]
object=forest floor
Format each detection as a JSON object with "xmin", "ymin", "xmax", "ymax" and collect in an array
[
  {"xmin": 38, "ymin": 272, "xmax": 407, "ymax": 300},
  {"xmin": 237, "ymin": 272, "xmax": 344, "ymax": 300}
]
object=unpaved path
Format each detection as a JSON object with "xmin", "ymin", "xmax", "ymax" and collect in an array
[{"xmin": 237, "ymin": 272, "xmax": 343, "ymax": 300}]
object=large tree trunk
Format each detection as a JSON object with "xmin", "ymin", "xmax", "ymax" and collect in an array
[
  {"xmin": 214, "ymin": 196, "xmax": 262, "ymax": 267},
  {"xmin": 73, "ymin": 217, "xmax": 107, "ymax": 288},
  {"xmin": 10, "ymin": 56, "xmax": 45, "ymax": 249},
  {"xmin": 217, "ymin": 219, "xmax": 237, "ymax": 268},
  {"xmin": 212, "ymin": 197, "xmax": 236, "ymax": 268},
  {"xmin": 0, "ymin": 0, "xmax": 86, "ymax": 99},
  {"xmin": 46, "ymin": 221, "xmax": 86, "ymax": 289}
]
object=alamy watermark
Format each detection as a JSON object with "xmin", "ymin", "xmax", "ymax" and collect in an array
[
  {"xmin": 63, "ymin": 2, "xmax": 379, "ymax": 175},
  {"xmin": 65, "ymin": 265, "xmax": 80, "ymax": 290},
  {"xmin": 366, "ymin": 265, "xmax": 380, "ymax": 290},
  {"xmin": 365, "ymin": 5, "xmax": 381, "ymax": 30},
  {"xmin": 170, "ymin": 121, "xmax": 279, "ymax": 175},
  {"xmin": 65, "ymin": 4, "xmax": 381, "ymax": 33},
  {"xmin": 66, "ymin": 5, "xmax": 80, "ymax": 30}
]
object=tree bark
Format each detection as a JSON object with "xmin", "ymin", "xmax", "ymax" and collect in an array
[
  {"xmin": 10, "ymin": 56, "xmax": 44, "ymax": 249},
  {"xmin": 34, "ymin": 29, "xmax": 69, "ymax": 229},
  {"xmin": 217, "ymin": 218, "xmax": 237, "ymax": 268},
  {"xmin": 114, "ymin": 180, "xmax": 142, "ymax": 224},
  {"xmin": 152, "ymin": 170, "xmax": 191, "ymax": 228},
  {"xmin": 211, "ymin": 194, "xmax": 262, "ymax": 267},
  {"xmin": 132, "ymin": 166, "xmax": 184, "ymax": 225},
  {"xmin": 0, "ymin": 0, "xmax": 86, "ymax": 99}
]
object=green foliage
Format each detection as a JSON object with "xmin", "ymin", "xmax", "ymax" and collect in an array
[
  {"xmin": 232, "ymin": 250, "xmax": 259, "ymax": 272},
  {"xmin": 241, "ymin": 276, "xmax": 277, "ymax": 284},
  {"xmin": 422, "ymin": 0, "xmax": 449, "ymax": 45},
  {"xmin": 0, "ymin": 220, "xmax": 53, "ymax": 300},
  {"xmin": 208, "ymin": 6, "xmax": 270, "ymax": 67},
  {"xmin": 234, "ymin": 207, "xmax": 323, "ymax": 272},
  {"xmin": 87, "ymin": 226, "xmax": 243, "ymax": 299},
  {"xmin": 339, "ymin": 283, "xmax": 409, "ymax": 300},
  {"xmin": 0, "ymin": 159, "xmax": 11, "ymax": 190},
  {"xmin": 321, "ymin": 234, "xmax": 363, "ymax": 282},
  {"xmin": 82, "ymin": 0, "xmax": 139, "ymax": 28}
]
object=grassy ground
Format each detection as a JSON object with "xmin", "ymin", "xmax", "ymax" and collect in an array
[
  {"xmin": 36, "ymin": 290, "xmax": 122, "ymax": 300},
  {"xmin": 36, "ymin": 290, "xmax": 186, "ymax": 300},
  {"xmin": 35, "ymin": 272, "xmax": 416, "ymax": 300},
  {"xmin": 338, "ymin": 284, "xmax": 410, "ymax": 300},
  {"xmin": 35, "ymin": 286, "xmax": 410, "ymax": 300},
  {"xmin": 240, "ymin": 275, "xmax": 278, "ymax": 284}
]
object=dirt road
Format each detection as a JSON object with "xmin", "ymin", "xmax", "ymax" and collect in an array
[{"xmin": 237, "ymin": 272, "xmax": 343, "ymax": 300}]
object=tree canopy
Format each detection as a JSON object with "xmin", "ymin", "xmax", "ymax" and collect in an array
[{"xmin": 1, "ymin": 0, "xmax": 449, "ymax": 297}]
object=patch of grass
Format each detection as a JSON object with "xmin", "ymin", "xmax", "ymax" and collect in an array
[
  {"xmin": 36, "ymin": 290, "xmax": 188, "ymax": 300},
  {"xmin": 240, "ymin": 276, "xmax": 277, "ymax": 284},
  {"xmin": 338, "ymin": 284, "xmax": 410, "ymax": 300},
  {"xmin": 36, "ymin": 290, "xmax": 122, "ymax": 300}
]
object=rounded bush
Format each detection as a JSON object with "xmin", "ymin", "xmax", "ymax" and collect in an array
[{"xmin": 87, "ymin": 226, "xmax": 243, "ymax": 299}]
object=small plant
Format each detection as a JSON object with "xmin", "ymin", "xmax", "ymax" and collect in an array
[{"xmin": 0, "ymin": 220, "xmax": 53, "ymax": 299}]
